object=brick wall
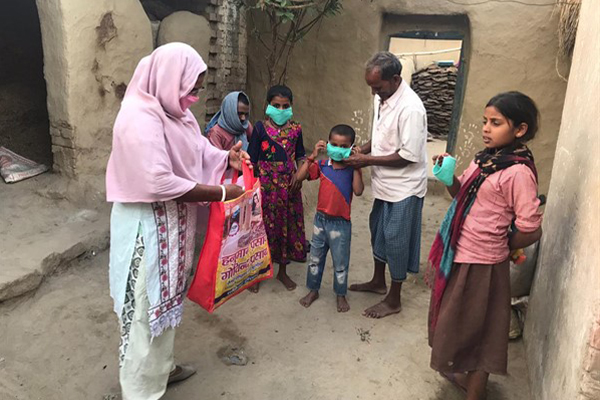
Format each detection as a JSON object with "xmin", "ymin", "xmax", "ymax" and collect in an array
[
  {"xmin": 205, "ymin": 0, "xmax": 248, "ymax": 121},
  {"xmin": 580, "ymin": 317, "xmax": 600, "ymax": 399},
  {"xmin": 50, "ymin": 120, "xmax": 76, "ymax": 177}
]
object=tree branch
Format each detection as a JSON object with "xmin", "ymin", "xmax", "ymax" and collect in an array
[
  {"xmin": 250, "ymin": 0, "xmax": 341, "ymax": 87},
  {"xmin": 278, "ymin": 9, "xmax": 305, "ymax": 83},
  {"xmin": 271, "ymin": 2, "xmax": 317, "ymax": 10},
  {"xmin": 296, "ymin": 0, "xmax": 336, "ymax": 35},
  {"xmin": 248, "ymin": 11, "xmax": 272, "ymax": 51}
]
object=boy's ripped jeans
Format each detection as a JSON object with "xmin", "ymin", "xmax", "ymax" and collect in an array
[{"xmin": 306, "ymin": 212, "xmax": 351, "ymax": 296}]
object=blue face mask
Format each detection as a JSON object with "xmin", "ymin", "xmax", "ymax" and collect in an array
[
  {"xmin": 265, "ymin": 104, "xmax": 293, "ymax": 126},
  {"xmin": 327, "ymin": 143, "xmax": 352, "ymax": 161},
  {"xmin": 432, "ymin": 155, "xmax": 456, "ymax": 186}
]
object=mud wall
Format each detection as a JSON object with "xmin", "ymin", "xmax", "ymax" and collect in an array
[
  {"xmin": 524, "ymin": 0, "xmax": 600, "ymax": 399},
  {"xmin": 36, "ymin": 0, "xmax": 153, "ymax": 201},
  {"xmin": 246, "ymin": 0, "xmax": 568, "ymax": 196},
  {"xmin": 33, "ymin": 0, "xmax": 245, "ymax": 203},
  {"xmin": 204, "ymin": 0, "xmax": 248, "ymax": 122},
  {"xmin": 142, "ymin": 0, "xmax": 248, "ymax": 125},
  {"xmin": 0, "ymin": 0, "xmax": 51, "ymax": 166}
]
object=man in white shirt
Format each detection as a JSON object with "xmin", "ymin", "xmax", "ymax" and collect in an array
[{"xmin": 345, "ymin": 52, "xmax": 428, "ymax": 318}]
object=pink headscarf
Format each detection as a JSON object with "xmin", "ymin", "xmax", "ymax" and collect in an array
[{"xmin": 106, "ymin": 43, "xmax": 229, "ymax": 202}]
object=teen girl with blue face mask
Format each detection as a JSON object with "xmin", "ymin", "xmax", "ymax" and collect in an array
[{"xmin": 247, "ymin": 85, "xmax": 308, "ymax": 292}]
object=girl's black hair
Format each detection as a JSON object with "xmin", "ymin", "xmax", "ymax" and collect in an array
[
  {"xmin": 267, "ymin": 85, "xmax": 293, "ymax": 104},
  {"xmin": 486, "ymin": 91, "xmax": 539, "ymax": 142},
  {"xmin": 238, "ymin": 92, "xmax": 250, "ymax": 106}
]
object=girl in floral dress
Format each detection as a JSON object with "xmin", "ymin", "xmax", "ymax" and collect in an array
[{"xmin": 247, "ymin": 85, "xmax": 308, "ymax": 292}]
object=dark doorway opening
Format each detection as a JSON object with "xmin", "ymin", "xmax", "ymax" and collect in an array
[
  {"xmin": 140, "ymin": 0, "xmax": 211, "ymax": 21},
  {"xmin": 0, "ymin": 0, "xmax": 51, "ymax": 166}
]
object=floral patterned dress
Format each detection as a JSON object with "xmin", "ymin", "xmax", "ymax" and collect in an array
[{"xmin": 248, "ymin": 120, "xmax": 307, "ymax": 265}]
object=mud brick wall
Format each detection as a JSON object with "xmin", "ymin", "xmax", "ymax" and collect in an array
[{"xmin": 205, "ymin": 0, "xmax": 248, "ymax": 122}]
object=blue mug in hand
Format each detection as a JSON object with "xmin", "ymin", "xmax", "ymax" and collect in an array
[{"xmin": 433, "ymin": 155, "xmax": 456, "ymax": 186}]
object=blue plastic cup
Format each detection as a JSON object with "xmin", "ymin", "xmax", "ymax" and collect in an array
[{"xmin": 432, "ymin": 155, "xmax": 456, "ymax": 186}]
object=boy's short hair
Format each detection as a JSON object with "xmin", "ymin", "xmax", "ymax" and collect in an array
[{"xmin": 329, "ymin": 124, "xmax": 356, "ymax": 144}]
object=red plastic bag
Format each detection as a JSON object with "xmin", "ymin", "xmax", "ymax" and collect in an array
[{"xmin": 187, "ymin": 162, "xmax": 272, "ymax": 312}]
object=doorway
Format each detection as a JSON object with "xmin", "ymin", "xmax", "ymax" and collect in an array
[
  {"xmin": 0, "ymin": 0, "xmax": 51, "ymax": 167},
  {"xmin": 388, "ymin": 34, "xmax": 466, "ymax": 158}
]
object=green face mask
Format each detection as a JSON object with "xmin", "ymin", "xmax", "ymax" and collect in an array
[
  {"xmin": 266, "ymin": 104, "xmax": 293, "ymax": 126},
  {"xmin": 327, "ymin": 143, "xmax": 352, "ymax": 161}
]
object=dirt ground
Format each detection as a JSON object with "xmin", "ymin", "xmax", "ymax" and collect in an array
[{"xmin": 0, "ymin": 188, "xmax": 532, "ymax": 400}]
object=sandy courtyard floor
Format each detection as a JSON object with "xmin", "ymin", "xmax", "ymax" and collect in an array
[{"xmin": 0, "ymin": 188, "xmax": 531, "ymax": 400}]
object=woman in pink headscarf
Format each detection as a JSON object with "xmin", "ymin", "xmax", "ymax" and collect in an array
[{"xmin": 106, "ymin": 43, "xmax": 249, "ymax": 399}]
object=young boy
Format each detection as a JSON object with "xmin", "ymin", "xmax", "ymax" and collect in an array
[{"xmin": 295, "ymin": 125, "xmax": 364, "ymax": 312}]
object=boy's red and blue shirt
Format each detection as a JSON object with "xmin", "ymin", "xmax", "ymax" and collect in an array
[{"xmin": 308, "ymin": 159, "xmax": 355, "ymax": 221}]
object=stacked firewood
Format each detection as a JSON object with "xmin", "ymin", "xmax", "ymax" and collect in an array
[{"xmin": 411, "ymin": 64, "xmax": 458, "ymax": 138}]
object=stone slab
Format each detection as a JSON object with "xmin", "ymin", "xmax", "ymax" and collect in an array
[{"xmin": 0, "ymin": 174, "xmax": 110, "ymax": 302}]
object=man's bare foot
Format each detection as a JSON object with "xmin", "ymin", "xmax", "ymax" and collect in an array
[
  {"xmin": 337, "ymin": 296, "xmax": 350, "ymax": 313},
  {"xmin": 248, "ymin": 282, "xmax": 260, "ymax": 293},
  {"xmin": 349, "ymin": 281, "xmax": 387, "ymax": 295},
  {"xmin": 363, "ymin": 299, "xmax": 401, "ymax": 318},
  {"xmin": 299, "ymin": 291, "xmax": 319, "ymax": 307},
  {"xmin": 277, "ymin": 271, "xmax": 297, "ymax": 290}
]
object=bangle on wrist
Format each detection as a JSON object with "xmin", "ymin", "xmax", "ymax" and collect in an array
[{"xmin": 219, "ymin": 185, "xmax": 226, "ymax": 202}]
